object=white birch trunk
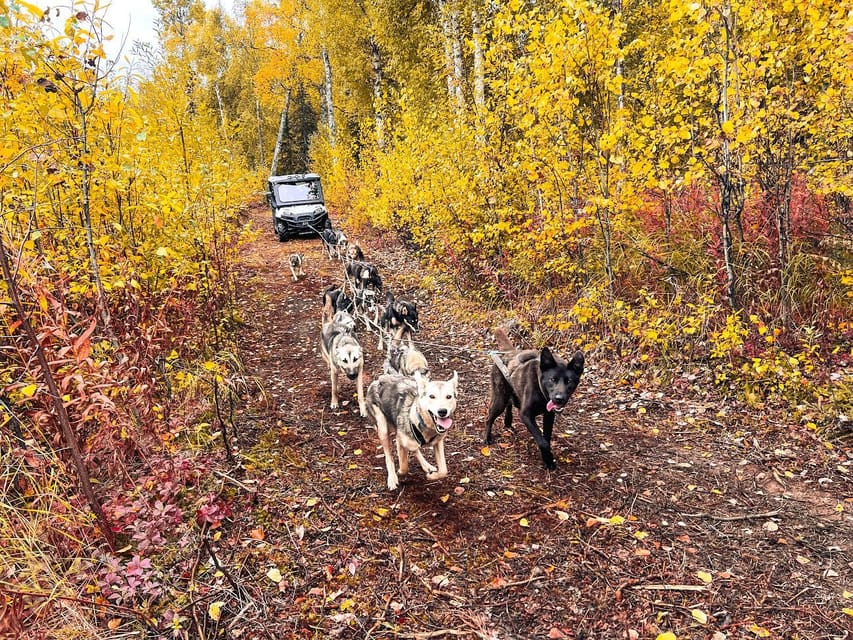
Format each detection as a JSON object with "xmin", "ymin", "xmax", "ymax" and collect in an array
[
  {"xmin": 472, "ymin": 8, "xmax": 485, "ymax": 110},
  {"xmin": 321, "ymin": 46, "xmax": 337, "ymax": 146},
  {"xmin": 269, "ymin": 88, "xmax": 291, "ymax": 176}
]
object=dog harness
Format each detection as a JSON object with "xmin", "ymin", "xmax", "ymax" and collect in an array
[
  {"xmin": 490, "ymin": 351, "xmax": 554, "ymax": 411},
  {"xmin": 411, "ymin": 409, "xmax": 448, "ymax": 446}
]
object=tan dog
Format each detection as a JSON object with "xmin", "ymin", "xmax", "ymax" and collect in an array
[
  {"xmin": 288, "ymin": 253, "xmax": 305, "ymax": 281},
  {"xmin": 366, "ymin": 371, "xmax": 458, "ymax": 491}
]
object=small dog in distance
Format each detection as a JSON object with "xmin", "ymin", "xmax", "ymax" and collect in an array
[{"xmin": 288, "ymin": 253, "xmax": 305, "ymax": 282}]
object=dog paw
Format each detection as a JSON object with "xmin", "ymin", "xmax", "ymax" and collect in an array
[
  {"xmin": 387, "ymin": 477, "xmax": 399, "ymax": 491},
  {"xmin": 426, "ymin": 470, "xmax": 445, "ymax": 481},
  {"xmin": 540, "ymin": 449, "xmax": 556, "ymax": 470},
  {"xmin": 330, "ymin": 402, "xmax": 339, "ymax": 410},
  {"xmin": 359, "ymin": 406, "xmax": 367, "ymax": 418}
]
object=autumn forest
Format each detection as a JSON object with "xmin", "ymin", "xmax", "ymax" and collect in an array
[{"xmin": 1, "ymin": 0, "xmax": 852, "ymax": 638}]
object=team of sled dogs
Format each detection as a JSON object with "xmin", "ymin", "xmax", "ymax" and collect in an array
[{"xmin": 309, "ymin": 223, "xmax": 585, "ymax": 491}]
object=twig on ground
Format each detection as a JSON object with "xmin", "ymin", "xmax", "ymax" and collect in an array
[
  {"xmin": 213, "ymin": 469, "xmax": 256, "ymax": 494},
  {"xmin": 681, "ymin": 509, "xmax": 780, "ymax": 522},
  {"xmin": 393, "ymin": 630, "xmax": 473, "ymax": 639},
  {"xmin": 483, "ymin": 575, "xmax": 546, "ymax": 591},
  {"xmin": 628, "ymin": 584, "xmax": 707, "ymax": 592}
]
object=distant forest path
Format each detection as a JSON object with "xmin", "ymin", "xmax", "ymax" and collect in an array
[{"xmin": 225, "ymin": 201, "xmax": 853, "ymax": 639}]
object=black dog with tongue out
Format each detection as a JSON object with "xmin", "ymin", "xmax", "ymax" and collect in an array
[{"xmin": 484, "ymin": 325, "xmax": 584, "ymax": 470}]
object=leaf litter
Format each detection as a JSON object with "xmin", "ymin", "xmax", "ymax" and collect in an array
[{"xmin": 203, "ymin": 202, "xmax": 853, "ymax": 638}]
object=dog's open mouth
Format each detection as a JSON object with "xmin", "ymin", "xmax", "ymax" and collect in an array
[
  {"xmin": 433, "ymin": 415, "xmax": 453, "ymax": 431},
  {"xmin": 546, "ymin": 400, "xmax": 566, "ymax": 413}
]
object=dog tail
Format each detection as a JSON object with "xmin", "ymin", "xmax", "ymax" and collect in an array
[{"xmin": 494, "ymin": 325, "xmax": 515, "ymax": 352}]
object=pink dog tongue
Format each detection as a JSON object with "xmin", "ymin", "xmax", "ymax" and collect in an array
[
  {"xmin": 547, "ymin": 400, "xmax": 561, "ymax": 412},
  {"xmin": 436, "ymin": 417, "xmax": 453, "ymax": 430}
]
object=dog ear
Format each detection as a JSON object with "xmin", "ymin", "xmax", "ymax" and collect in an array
[
  {"xmin": 450, "ymin": 371, "xmax": 458, "ymax": 392},
  {"xmin": 570, "ymin": 351, "xmax": 585, "ymax": 374},
  {"xmin": 539, "ymin": 347, "xmax": 557, "ymax": 370}
]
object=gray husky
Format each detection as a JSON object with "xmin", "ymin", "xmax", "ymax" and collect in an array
[
  {"xmin": 319, "ymin": 311, "xmax": 366, "ymax": 416},
  {"xmin": 366, "ymin": 371, "xmax": 459, "ymax": 491},
  {"xmin": 383, "ymin": 342, "xmax": 430, "ymax": 379},
  {"xmin": 485, "ymin": 326, "xmax": 584, "ymax": 470}
]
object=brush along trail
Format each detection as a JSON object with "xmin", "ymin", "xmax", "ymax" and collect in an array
[{"xmin": 223, "ymin": 201, "xmax": 852, "ymax": 639}]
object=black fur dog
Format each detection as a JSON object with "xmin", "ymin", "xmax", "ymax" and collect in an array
[
  {"xmin": 346, "ymin": 260, "xmax": 382, "ymax": 291},
  {"xmin": 484, "ymin": 326, "xmax": 584, "ymax": 470},
  {"xmin": 379, "ymin": 291, "xmax": 419, "ymax": 350},
  {"xmin": 321, "ymin": 285, "xmax": 355, "ymax": 323},
  {"xmin": 321, "ymin": 224, "xmax": 346, "ymax": 260}
]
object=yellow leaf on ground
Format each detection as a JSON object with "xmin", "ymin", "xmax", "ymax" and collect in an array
[
  {"xmin": 656, "ymin": 632, "xmax": 677, "ymax": 640},
  {"xmin": 697, "ymin": 570, "xmax": 713, "ymax": 583},
  {"xmin": 691, "ymin": 609, "xmax": 708, "ymax": 624},
  {"xmin": 20, "ymin": 383, "xmax": 38, "ymax": 397},
  {"xmin": 519, "ymin": 518, "xmax": 529, "ymax": 528},
  {"xmin": 748, "ymin": 624, "xmax": 771, "ymax": 637},
  {"xmin": 843, "ymin": 608, "xmax": 853, "ymax": 617},
  {"xmin": 266, "ymin": 567, "xmax": 283, "ymax": 583},
  {"xmin": 481, "ymin": 446, "xmax": 491, "ymax": 456},
  {"xmin": 208, "ymin": 601, "xmax": 225, "ymax": 621}
]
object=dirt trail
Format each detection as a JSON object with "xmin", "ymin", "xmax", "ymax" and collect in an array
[{"xmin": 229, "ymin": 202, "xmax": 853, "ymax": 639}]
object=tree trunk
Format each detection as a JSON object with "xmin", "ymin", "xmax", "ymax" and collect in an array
[
  {"xmin": 611, "ymin": 0, "xmax": 624, "ymax": 110},
  {"xmin": 75, "ymin": 94, "xmax": 116, "ymax": 345},
  {"xmin": 721, "ymin": 210, "xmax": 739, "ymax": 310},
  {"xmin": 214, "ymin": 79, "xmax": 229, "ymax": 141},
  {"xmin": 370, "ymin": 38, "xmax": 385, "ymax": 149},
  {"xmin": 0, "ymin": 238, "xmax": 115, "ymax": 550},
  {"xmin": 438, "ymin": 1, "xmax": 465, "ymax": 112},
  {"xmin": 321, "ymin": 46, "xmax": 337, "ymax": 147},
  {"xmin": 255, "ymin": 98, "xmax": 266, "ymax": 170},
  {"xmin": 717, "ymin": 3, "xmax": 741, "ymax": 311},
  {"xmin": 269, "ymin": 87, "xmax": 292, "ymax": 176},
  {"xmin": 472, "ymin": 8, "xmax": 485, "ymax": 111},
  {"xmin": 776, "ymin": 180, "xmax": 791, "ymax": 323}
]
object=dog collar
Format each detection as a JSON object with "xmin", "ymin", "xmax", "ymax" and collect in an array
[{"xmin": 411, "ymin": 410, "xmax": 444, "ymax": 446}]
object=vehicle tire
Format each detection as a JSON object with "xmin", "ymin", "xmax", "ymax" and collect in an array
[{"xmin": 278, "ymin": 232, "xmax": 288, "ymax": 242}]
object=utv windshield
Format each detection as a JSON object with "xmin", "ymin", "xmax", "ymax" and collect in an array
[{"xmin": 273, "ymin": 181, "xmax": 321, "ymax": 203}]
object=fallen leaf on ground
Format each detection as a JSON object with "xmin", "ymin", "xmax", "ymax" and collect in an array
[
  {"xmin": 691, "ymin": 609, "xmax": 708, "ymax": 624},
  {"xmin": 697, "ymin": 570, "xmax": 713, "ymax": 583}
]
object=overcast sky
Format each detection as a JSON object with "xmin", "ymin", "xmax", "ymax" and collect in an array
[
  {"xmin": 101, "ymin": 0, "xmax": 160, "ymax": 58},
  {"xmin": 99, "ymin": 1, "xmax": 227, "ymax": 60}
]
